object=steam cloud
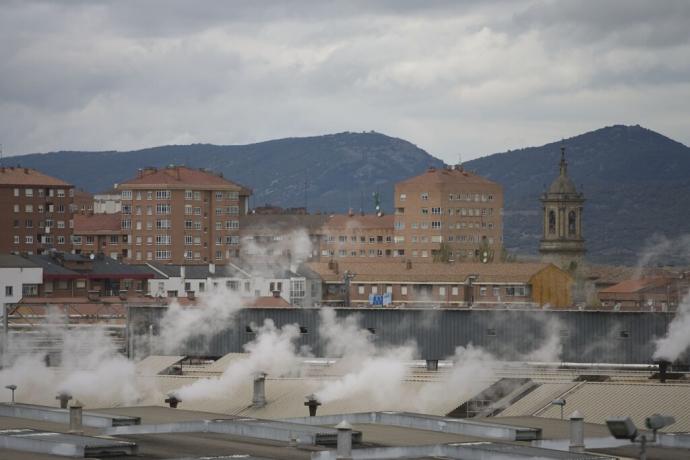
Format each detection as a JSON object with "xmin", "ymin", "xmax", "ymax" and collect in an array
[
  {"xmin": 174, "ymin": 319, "xmax": 308, "ymax": 401},
  {"xmin": 653, "ymin": 293, "xmax": 690, "ymax": 362},
  {"xmin": 0, "ymin": 309, "xmax": 150, "ymax": 407},
  {"xmin": 157, "ymin": 286, "xmax": 245, "ymax": 354}
]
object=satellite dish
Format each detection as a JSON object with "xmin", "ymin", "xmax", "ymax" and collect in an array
[{"xmin": 89, "ymin": 253, "xmax": 95, "ymax": 260}]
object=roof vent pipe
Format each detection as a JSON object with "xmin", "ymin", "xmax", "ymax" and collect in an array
[
  {"xmin": 56, "ymin": 392, "xmax": 72, "ymax": 409},
  {"xmin": 426, "ymin": 359, "xmax": 439, "ymax": 371},
  {"xmin": 69, "ymin": 400, "xmax": 83, "ymax": 435},
  {"xmin": 305, "ymin": 394, "xmax": 321, "ymax": 417},
  {"xmin": 335, "ymin": 420, "xmax": 353, "ymax": 458},
  {"xmin": 657, "ymin": 360, "xmax": 670, "ymax": 383},
  {"xmin": 164, "ymin": 394, "xmax": 180, "ymax": 408},
  {"xmin": 569, "ymin": 410, "xmax": 585, "ymax": 453},
  {"xmin": 252, "ymin": 372, "xmax": 267, "ymax": 407},
  {"xmin": 5, "ymin": 385, "xmax": 17, "ymax": 404}
]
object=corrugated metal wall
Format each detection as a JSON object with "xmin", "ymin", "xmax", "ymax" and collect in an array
[{"xmin": 128, "ymin": 306, "xmax": 682, "ymax": 365}]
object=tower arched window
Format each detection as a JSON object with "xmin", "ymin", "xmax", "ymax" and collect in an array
[
  {"xmin": 568, "ymin": 210, "xmax": 577, "ymax": 236},
  {"xmin": 548, "ymin": 210, "xmax": 556, "ymax": 235}
]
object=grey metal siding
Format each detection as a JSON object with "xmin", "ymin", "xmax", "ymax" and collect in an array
[{"xmin": 127, "ymin": 306, "xmax": 682, "ymax": 365}]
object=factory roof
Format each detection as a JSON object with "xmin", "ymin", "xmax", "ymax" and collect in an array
[{"xmin": 499, "ymin": 381, "xmax": 690, "ymax": 432}]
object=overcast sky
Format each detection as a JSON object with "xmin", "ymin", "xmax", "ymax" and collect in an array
[{"xmin": 1, "ymin": 0, "xmax": 689, "ymax": 163}]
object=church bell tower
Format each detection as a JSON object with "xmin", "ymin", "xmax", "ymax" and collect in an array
[{"xmin": 539, "ymin": 146, "xmax": 585, "ymax": 271}]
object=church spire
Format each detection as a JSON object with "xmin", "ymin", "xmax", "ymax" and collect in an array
[{"xmin": 559, "ymin": 145, "xmax": 568, "ymax": 176}]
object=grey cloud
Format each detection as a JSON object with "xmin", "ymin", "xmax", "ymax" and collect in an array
[{"xmin": 0, "ymin": 0, "xmax": 689, "ymax": 161}]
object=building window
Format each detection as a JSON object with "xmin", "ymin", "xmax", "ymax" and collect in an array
[
  {"xmin": 399, "ymin": 193, "xmax": 406, "ymax": 201},
  {"xmin": 358, "ymin": 285, "xmax": 365, "ymax": 295},
  {"xmin": 22, "ymin": 284, "xmax": 39, "ymax": 296},
  {"xmin": 155, "ymin": 190, "xmax": 171, "ymax": 200},
  {"xmin": 156, "ymin": 203, "xmax": 171, "ymax": 214},
  {"xmin": 155, "ymin": 250, "xmax": 171, "ymax": 260},
  {"xmin": 184, "ymin": 235, "xmax": 193, "ymax": 245},
  {"xmin": 371, "ymin": 286, "xmax": 378, "ymax": 294},
  {"xmin": 121, "ymin": 190, "xmax": 132, "ymax": 200},
  {"xmin": 185, "ymin": 190, "xmax": 193, "ymax": 200},
  {"xmin": 480, "ymin": 287, "xmax": 487, "ymax": 296},
  {"xmin": 420, "ymin": 192, "xmax": 428, "ymax": 200},
  {"xmin": 156, "ymin": 219, "xmax": 171, "ymax": 229},
  {"xmin": 431, "ymin": 207, "xmax": 442, "ymax": 215},
  {"xmin": 86, "ymin": 236, "xmax": 94, "ymax": 245},
  {"xmin": 25, "ymin": 235, "xmax": 33, "ymax": 244},
  {"xmin": 401, "ymin": 285, "xmax": 408, "ymax": 296},
  {"xmin": 431, "ymin": 221, "xmax": 442, "ymax": 229},
  {"xmin": 13, "ymin": 235, "xmax": 19, "ymax": 244},
  {"xmin": 421, "ymin": 208, "xmax": 429, "ymax": 215},
  {"xmin": 156, "ymin": 235, "xmax": 172, "ymax": 245},
  {"xmin": 25, "ymin": 188, "xmax": 33, "ymax": 197},
  {"xmin": 439, "ymin": 286, "xmax": 446, "ymax": 296},
  {"xmin": 493, "ymin": 287, "xmax": 500, "ymax": 297},
  {"xmin": 13, "ymin": 188, "xmax": 19, "ymax": 197},
  {"xmin": 25, "ymin": 204, "xmax": 33, "ymax": 213},
  {"xmin": 548, "ymin": 210, "xmax": 556, "ymax": 234},
  {"xmin": 5, "ymin": 286, "xmax": 13, "ymax": 297},
  {"xmin": 57, "ymin": 236, "xmax": 65, "ymax": 245},
  {"xmin": 452, "ymin": 286, "xmax": 459, "ymax": 296}
]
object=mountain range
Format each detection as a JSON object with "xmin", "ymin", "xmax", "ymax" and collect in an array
[{"xmin": 3, "ymin": 125, "xmax": 689, "ymax": 266}]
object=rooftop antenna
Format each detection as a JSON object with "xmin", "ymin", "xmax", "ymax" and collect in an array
[{"xmin": 303, "ymin": 174, "xmax": 308, "ymax": 212}]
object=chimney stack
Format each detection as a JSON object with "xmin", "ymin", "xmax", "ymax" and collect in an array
[
  {"xmin": 209, "ymin": 263, "xmax": 215, "ymax": 275},
  {"xmin": 568, "ymin": 410, "xmax": 585, "ymax": 453},
  {"xmin": 335, "ymin": 420, "xmax": 353, "ymax": 459},
  {"xmin": 252, "ymin": 373, "xmax": 267, "ymax": 407},
  {"xmin": 69, "ymin": 400, "xmax": 83, "ymax": 434},
  {"xmin": 657, "ymin": 360, "xmax": 670, "ymax": 383},
  {"xmin": 426, "ymin": 359, "xmax": 439, "ymax": 371},
  {"xmin": 56, "ymin": 392, "xmax": 72, "ymax": 409},
  {"xmin": 180, "ymin": 266, "xmax": 186, "ymax": 279},
  {"xmin": 164, "ymin": 394, "xmax": 180, "ymax": 408},
  {"xmin": 305, "ymin": 394, "xmax": 321, "ymax": 417}
]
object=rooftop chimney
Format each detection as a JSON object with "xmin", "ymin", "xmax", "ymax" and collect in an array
[
  {"xmin": 305, "ymin": 394, "xmax": 321, "ymax": 417},
  {"xmin": 208, "ymin": 263, "xmax": 215, "ymax": 275},
  {"xmin": 335, "ymin": 420, "xmax": 353, "ymax": 458},
  {"xmin": 56, "ymin": 392, "xmax": 72, "ymax": 409},
  {"xmin": 569, "ymin": 410, "xmax": 585, "ymax": 453},
  {"xmin": 180, "ymin": 266, "xmax": 186, "ymax": 279},
  {"xmin": 69, "ymin": 400, "xmax": 83, "ymax": 435},
  {"xmin": 5, "ymin": 385, "xmax": 17, "ymax": 404},
  {"xmin": 252, "ymin": 373, "xmax": 267, "ymax": 407},
  {"xmin": 164, "ymin": 394, "xmax": 180, "ymax": 408},
  {"xmin": 657, "ymin": 360, "xmax": 670, "ymax": 383},
  {"xmin": 426, "ymin": 359, "xmax": 439, "ymax": 371}
]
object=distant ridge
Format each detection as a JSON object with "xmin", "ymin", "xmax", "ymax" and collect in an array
[{"xmin": 4, "ymin": 125, "xmax": 689, "ymax": 265}]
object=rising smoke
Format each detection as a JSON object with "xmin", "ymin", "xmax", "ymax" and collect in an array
[
  {"xmin": 0, "ymin": 309, "xmax": 151, "ymax": 407},
  {"xmin": 173, "ymin": 319, "xmax": 307, "ymax": 401},
  {"xmin": 653, "ymin": 292, "xmax": 690, "ymax": 362}
]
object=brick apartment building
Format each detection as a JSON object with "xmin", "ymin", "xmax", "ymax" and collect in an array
[
  {"xmin": 0, "ymin": 166, "xmax": 75, "ymax": 255},
  {"xmin": 116, "ymin": 165, "xmax": 251, "ymax": 264},
  {"xmin": 73, "ymin": 213, "xmax": 128, "ymax": 259},
  {"xmin": 394, "ymin": 165, "xmax": 503, "ymax": 262},
  {"xmin": 319, "ymin": 213, "xmax": 395, "ymax": 259}
]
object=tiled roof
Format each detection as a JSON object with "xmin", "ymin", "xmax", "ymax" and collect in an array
[
  {"xmin": 147, "ymin": 263, "xmax": 248, "ymax": 279},
  {"xmin": 243, "ymin": 296, "xmax": 292, "ymax": 308},
  {"xmin": 0, "ymin": 253, "xmax": 40, "ymax": 268},
  {"xmin": 599, "ymin": 277, "xmax": 671, "ymax": 294},
  {"xmin": 120, "ymin": 165, "xmax": 250, "ymax": 193},
  {"xmin": 73, "ymin": 213, "xmax": 122, "ymax": 233},
  {"xmin": 322, "ymin": 214, "xmax": 395, "ymax": 230},
  {"xmin": 396, "ymin": 166, "xmax": 498, "ymax": 187},
  {"xmin": 307, "ymin": 261, "xmax": 556, "ymax": 283},
  {"xmin": 0, "ymin": 166, "xmax": 71, "ymax": 186}
]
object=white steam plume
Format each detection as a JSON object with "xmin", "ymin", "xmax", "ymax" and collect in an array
[
  {"xmin": 174, "ymin": 319, "xmax": 306, "ymax": 401},
  {"xmin": 653, "ymin": 293, "xmax": 690, "ymax": 362},
  {"xmin": 314, "ymin": 308, "xmax": 417, "ymax": 405},
  {"xmin": 0, "ymin": 309, "xmax": 152, "ymax": 406},
  {"xmin": 525, "ymin": 317, "xmax": 564, "ymax": 362},
  {"xmin": 157, "ymin": 286, "xmax": 245, "ymax": 354},
  {"xmin": 415, "ymin": 345, "xmax": 497, "ymax": 412}
]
